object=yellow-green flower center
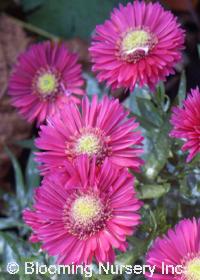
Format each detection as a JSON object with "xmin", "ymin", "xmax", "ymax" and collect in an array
[
  {"xmin": 37, "ymin": 73, "xmax": 57, "ymax": 95},
  {"xmin": 122, "ymin": 30, "xmax": 150, "ymax": 54},
  {"xmin": 120, "ymin": 29, "xmax": 157, "ymax": 63},
  {"xmin": 76, "ymin": 133, "xmax": 101, "ymax": 155},
  {"xmin": 72, "ymin": 195, "xmax": 101, "ymax": 225},
  {"xmin": 184, "ymin": 258, "xmax": 200, "ymax": 280}
]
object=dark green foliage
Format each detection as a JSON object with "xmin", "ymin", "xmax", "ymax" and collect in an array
[{"xmin": 21, "ymin": 0, "xmax": 130, "ymax": 39}]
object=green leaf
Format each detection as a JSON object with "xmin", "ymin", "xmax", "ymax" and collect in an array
[
  {"xmin": 24, "ymin": 0, "xmax": 130, "ymax": 39},
  {"xmin": 155, "ymin": 82, "xmax": 165, "ymax": 104},
  {"xmin": 133, "ymin": 114, "xmax": 158, "ymax": 130},
  {"xmin": 0, "ymin": 218, "xmax": 21, "ymax": 230},
  {"xmin": 0, "ymin": 272, "xmax": 19, "ymax": 280},
  {"xmin": 0, "ymin": 233, "xmax": 22, "ymax": 263},
  {"xmin": 151, "ymin": 82, "xmax": 170, "ymax": 112},
  {"xmin": 126, "ymin": 236, "xmax": 150, "ymax": 263},
  {"xmin": 21, "ymin": 0, "xmax": 46, "ymax": 12},
  {"xmin": 138, "ymin": 183, "xmax": 170, "ymax": 199},
  {"xmin": 25, "ymin": 152, "xmax": 40, "ymax": 202},
  {"xmin": 115, "ymin": 240, "xmax": 147, "ymax": 267},
  {"xmin": 143, "ymin": 117, "xmax": 171, "ymax": 180},
  {"xmin": 141, "ymin": 207, "xmax": 170, "ymax": 241},
  {"xmin": 4, "ymin": 147, "xmax": 26, "ymax": 206},
  {"xmin": 0, "ymin": 233, "xmax": 44, "ymax": 280},
  {"xmin": 116, "ymin": 251, "xmax": 135, "ymax": 266},
  {"xmin": 155, "ymin": 85, "xmax": 170, "ymax": 112},
  {"xmin": 15, "ymin": 139, "xmax": 35, "ymax": 150},
  {"xmin": 93, "ymin": 273, "xmax": 114, "ymax": 280},
  {"xmin": 136, "ymin": 97, "xmax": 163, "ymax": 127},
  {"xmin": 141, "ymin": 207, "xmax": 158, "ymax": 236},
  {"xmin": 178, "ymin": 71, "xmax": 186, "ymax": 105},
  {"xmin": 153, "ymin": 208, "xmax": 171, "ymax": 235},
  {"xmin": 124, "ymin": 84, "xmax": 151, "ymax": 116}
]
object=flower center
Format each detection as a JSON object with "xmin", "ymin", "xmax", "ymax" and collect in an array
[
  {"xmin": 37, "ymin": 73, "xmax": 58, "ymax": 95},
  {"xmin": 122, "ymin": 30, "xmax": 149, "ymax": 52},
  {"xmin": 33, "ymin": 67, "xmax": 61, "ymax": 98},
  {"xmin": 63, "ymin": 190, "xmax": 112, "ymax": 240},
  {"xmin": 71, "ymin": 195, "xmax": 101, "ymax": 225},
  {"xmin": 184, "ymin": 258, "xmax": 200, "ymax": 280},
  {"xmin": 120, "ymin": 29, "xmax": 157, "ymax": 63},
  {"xmin": 76, "ymin": 133, "xmax": 101, "ymax": 156},
  {"xmin": 65, "ymin": 128, "xmax": 111, "ymax": 164}
]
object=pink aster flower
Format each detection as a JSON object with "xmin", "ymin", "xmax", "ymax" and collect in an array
[
  {"xmin": 89, "ymin": 1, "xmax": 185, "ymax": 91},
  {"xmin": 145, "ymin": 218, "xmax": 200, "ymax": 280},
  {"xmin": 9, "ymin": 41, "xmax": 84, "ymax": 125},
  {"xmin": 23, "ymin": 163, "xmax": 72, "ymax": 243},
  {"xmin": 35, "ymin": 95, "xmax": 144, "ymax": 174},
  {"xmin": 170, "ymin": 87, "xmax": 200, "ymax": 162},
  {"xmin": 23, "ymin": 156, "xmax": 142, "ymax": 264}
]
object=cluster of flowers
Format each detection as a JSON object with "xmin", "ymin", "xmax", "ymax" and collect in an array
[{"xmin": 8, "ymin": 0, "xmax": 200, "ymax": 279}]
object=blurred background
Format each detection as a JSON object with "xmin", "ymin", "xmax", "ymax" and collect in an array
[{"xmin": 0, "ymin": 0, "xmax": 200, "ymax": 216}]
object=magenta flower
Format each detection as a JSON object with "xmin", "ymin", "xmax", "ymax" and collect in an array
[
  {"xmin": 90, "ymin": 1, "xmax": 184, "ymax": 91},
  {"xmin": 170, "ymin": 88, "xmax": 200, "ymax": 162},
  {"xmin": 23, "ymin": 156, "xmax": 142, "ymax": 264},
  {"xmin": 9, "ymin": 41, "xmax": 84, "ymax": 125},
  {"xmin": 146, "ymin": 218, "xmax": 200, "ymax": 280},
  {"xmin": 23, "ymin": 164, "xmax": 72, "ymax": 243},
  {"xmin": 35, "ymin": 95, "xmax": 144, "ymax": 174}
]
